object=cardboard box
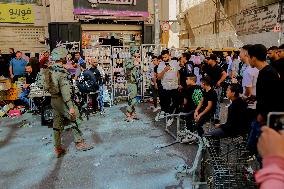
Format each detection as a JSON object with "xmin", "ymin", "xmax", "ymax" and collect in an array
[{"xmin": 0, "ymin": 78, "xmax": 12, "ymax": 91}]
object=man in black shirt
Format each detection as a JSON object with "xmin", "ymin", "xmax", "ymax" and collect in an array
[
  {"xmin": 207, "ymin": 83, "xmax": 249, "ymax": 137},
  {"xmin": 248, "ymin": 44, "xmax": 282, "ymax": 123},
  {"xmin": 193, "ymin": 76, "xmax": 217, "ymax": 136},
  {"xmin": 205, "ymin": 54, "xmax": 227, "ymax": 124},
  {"xmin": 89, "ymin": 59, "xmax": 102, "ymax": 113},
  {"xmin": 178, "ymin": 52, "xmax": 194, "ymax": 106},
  {"xmin": 181, "ymin": 74, "xmax": 204, "ymax": 143},
  {"xmin": 247, "ymin": 44, "xmax": 283, "ymax": 157},
  {"xmin": 18, "ymin": 64, "xmax": 37, "ymax": 108},
  {"xmin": 272, "ymin": 44, "xmax": 284, "ymax": 87},
  {"xmin": 206, "ymin": 83, "xmax": 249, "ymax": 154},
  {"xmin": 183, "ymin": 73, "xmax": 203, "ymax": 113}
]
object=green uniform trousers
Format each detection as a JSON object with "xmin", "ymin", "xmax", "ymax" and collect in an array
[
  {"xmin": 126, "ymin": 83, "xmax": 138, "ymax": 114},
  {"xmin": 51, "ymin": 96, "xmax": 83, "ymax": 147}
]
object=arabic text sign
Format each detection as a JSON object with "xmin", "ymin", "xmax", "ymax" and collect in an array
[
  {"xmin": 88, "ymin": 0, "xmax": 137, "ymax": 7},
  {"xmin": 0, "ymin": 4, "xmax": 34, "ymax": 23},
  {"xmin": 236, "ymin": 4, "xmax": 278, "ymax": 35},
  {"xmin": 73, "ymin": 0, "xmax": 148, "ymax": 17}
]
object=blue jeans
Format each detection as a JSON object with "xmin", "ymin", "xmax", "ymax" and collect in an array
[
  {"xmin": 214, "ymin": 87, "xmax": 222, "ymax": 120},
  {"xmin": 247, "ymin": 120, "xmax": 262, "ymax": 154},
  {"xmin": 98, "ymin": 85, "xmax": 104, "ymax": 112},
  {"xmin": 19, "ymin": 89, "xmax": 30, "ymax": 106}
]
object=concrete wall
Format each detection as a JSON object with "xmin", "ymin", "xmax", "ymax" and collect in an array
[
  {"xmin": 178, "ymin": 0, "xmax": 281, "ymax": 48},
  {"xmin": 49, "ymin": 0, "xmax": 76, "ymax": 22}
]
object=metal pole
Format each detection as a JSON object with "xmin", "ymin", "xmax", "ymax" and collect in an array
[{"xmin": 154, "ymin": 0, "xmax": 160, "ymax": 44}]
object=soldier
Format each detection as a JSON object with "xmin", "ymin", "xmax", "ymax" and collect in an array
[
  {"xmin": 43, "ymin": 47, "xmax": 93, "ymax": 158},
  {"xmin": 125, "ymin": 51, "xmax": 141, "ymax": 121}
]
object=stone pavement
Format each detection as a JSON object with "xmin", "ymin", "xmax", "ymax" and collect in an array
[{"xmin": 0, "ymin": 103, "xmax": 208, "ymax": 189}]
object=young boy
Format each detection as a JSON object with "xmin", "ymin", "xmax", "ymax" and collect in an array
[
  {"xmin": 183, "ymin": 73, "xmax": 203, "ymax": 113},
  {"xmin": 193, "ymin": 76, "xmax": 217, "ymax": 136},
  {"xmin": 181, "ymin": 73, "xmax": 204, "ymax": 143}
]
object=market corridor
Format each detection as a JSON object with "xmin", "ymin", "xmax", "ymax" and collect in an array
[{"xmin": 0, "ymin": 103, "xmax": 196, "ymax": 189}]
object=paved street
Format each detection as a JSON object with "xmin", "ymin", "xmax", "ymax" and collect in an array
[{"xmin": 0, "ymin": 103, "xmax": 200, "ymax": 189}]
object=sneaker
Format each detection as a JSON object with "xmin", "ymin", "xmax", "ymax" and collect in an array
[
  {"xmin": 54, "ymin": 147, "xmax": 67, "ymax": 158},
  {"xmin": 153, "ymin": 106, "xmax": 161, "ymax": 113},
  {"xmin": 155, "ymin": 111, "xmax": 165, "ymax": 121},
  {"xmin": 159, "ymin": 111, "xmax": 165, "ymax": 118},
  {"xmin": 181, "ymin": 135, "xmax": 197, "ymax": 143},
  {"xmin": 166, "ymin": 118, "xmax": 174, "ymax": 127},
  {"xmin": 75, "ymin": 141, "xmax": 94, "ymax": 151}
]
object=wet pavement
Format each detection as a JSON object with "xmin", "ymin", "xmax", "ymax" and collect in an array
[{"xmin": 0, "ymin": 103, "xmax": 207, "ymax": 189}]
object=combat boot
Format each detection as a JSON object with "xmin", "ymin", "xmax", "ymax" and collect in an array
[
  {"xmin": 75, "ymin": 141, "xmax": 94, "ymax": 151},
  {"xmin": 54, "ymin": 147, "xmax": 67, "ymax": 158}
]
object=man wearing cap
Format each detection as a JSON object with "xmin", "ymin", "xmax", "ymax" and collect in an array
[
  {"xmin": 205, "ymin": 54, "xmax": 227, "ymax": 124},
  {"xmin": 125, "ymin": 52, "xmax": 141, "ymax": 121},
  {"xmin": 44, "ymin": 47, "xmax": 93, "ymax": 158}
]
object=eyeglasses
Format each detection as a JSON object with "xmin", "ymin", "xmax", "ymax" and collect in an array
[{"xmin": 134, "ymin": 56, "xmax": 140, "ymax": 58}]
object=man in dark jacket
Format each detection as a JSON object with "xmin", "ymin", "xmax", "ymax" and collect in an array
[
  {"xmin": 77, "ymin": 63, "xmax": 98, "ymax": 93},
  {"xmin": 206, "ymin": 83, "xmax": 249, "ymax": 154},
  {"xmin": 207, "ymin": 83, "xmax": 249, "ymax": 137}
]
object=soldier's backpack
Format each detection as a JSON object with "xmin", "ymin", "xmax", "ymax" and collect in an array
[{"xmin": 42, "ymin": 67, "xmax": 60, "ymax": 95}]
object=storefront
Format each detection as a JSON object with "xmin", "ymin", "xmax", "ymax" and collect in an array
[
  {"xmin": 73, "ymin": 0, "xmax": 150, "ymax": 49},
  {"xmin": 0, "ymin": 3, "xmax": 48, "ymax": 55}
]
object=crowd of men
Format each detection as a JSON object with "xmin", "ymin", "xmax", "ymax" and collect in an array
[
  {"xmin": 1, "ymin": 44, "xmax": 284, "ymax": 188},
  {"xmin": 147, "ymin": 45, "xmax": 284, "ymax": 188}
]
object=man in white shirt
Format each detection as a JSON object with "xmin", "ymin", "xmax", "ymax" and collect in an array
[
  {"xmin": 239, "ymin": 45, "xmax": 259, "ymax": 99},
  {"xmin": 156, "ymin": 49, "xmax": 180, "ymax": 126}
]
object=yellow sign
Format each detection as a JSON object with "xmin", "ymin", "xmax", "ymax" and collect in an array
[{"xmin": 0, "ymin": 4, "xmax": 34, "ymax": 24}]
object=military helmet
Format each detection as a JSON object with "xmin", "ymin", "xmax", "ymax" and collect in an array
[{"xmin": 51, "ymin": 47, "xmax": 68, "ymax": 61}]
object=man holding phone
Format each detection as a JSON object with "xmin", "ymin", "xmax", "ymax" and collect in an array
[{"xmin": 157, "ymin": 49, "xmax": 180, "ymax": 126}]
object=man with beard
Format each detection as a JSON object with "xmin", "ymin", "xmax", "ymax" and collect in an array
[
  {"xmin": 271, "ymin": 44, "xmax": 284, "ymax": 86},
  {"xmin": 157, "ymin": 49, "xmax": 180, "ymax": 126}
]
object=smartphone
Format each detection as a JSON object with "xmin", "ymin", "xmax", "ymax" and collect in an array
[{"xmin": 267, "ymin": 112, "xmax": 284, "ymax": 131}]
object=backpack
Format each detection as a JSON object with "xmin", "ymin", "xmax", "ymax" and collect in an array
[{"xmin": 42, "ymin": 68, "xmax": 60, "ymax": 95}]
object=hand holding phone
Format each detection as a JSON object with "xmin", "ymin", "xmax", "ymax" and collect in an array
[{"xmin": 267, "ymin": 112, "xmax": 284, "ymax": 132}]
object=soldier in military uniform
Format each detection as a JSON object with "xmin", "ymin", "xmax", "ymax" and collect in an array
[
  {"xmin": 43, "ymin": 47, "xmax": 93, "ymax": 158},
  {"xmin": 125, "ymin": 51, "xmax": 141, "ymax": 121}
]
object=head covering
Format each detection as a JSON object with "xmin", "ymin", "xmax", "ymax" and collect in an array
[{"xmin": 51, "ymin": 47, "xmax": 68, "ymax": 61}]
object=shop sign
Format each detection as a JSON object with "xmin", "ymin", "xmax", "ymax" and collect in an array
[
  {"xmin": 73, "ymin": 0, "xmax": 149, "ymax": 17},
  {"xmin": 0, "ymin": 4, "xmax": 34, "ymax": 24}
]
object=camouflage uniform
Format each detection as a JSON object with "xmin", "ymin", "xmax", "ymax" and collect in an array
[
  {"xmin": 125, "ymin": 59, "xmax": 140, "ymax": 114},
  {"xmin": 44, "ymin": 63, "xmax": 84, "ymax": 148}
]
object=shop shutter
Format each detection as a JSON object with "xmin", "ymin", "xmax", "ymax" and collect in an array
[{"xmin": 48, "ymin": 22, "xmax": 81, "ymax": 51}]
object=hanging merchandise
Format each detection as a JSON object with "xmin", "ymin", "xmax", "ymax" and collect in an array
[
  {"xmin": 112, "ymin": 46, "xmax": 142, "ymax": 102},
  {"xmin": 83, "ymin": 45, "xmax": 113, "ymax": 106},
  {"xmin": 141, "ymin": 44, "xmax": 165, "ymax": 99}
]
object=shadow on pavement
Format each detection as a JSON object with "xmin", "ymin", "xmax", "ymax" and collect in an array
[
  {"xmin": 33, "ymin": 130, "xmax": 74, "ymax": 189},
  {"xmin": 0, "ymin": 122, "xmax": 23, "ymax": 149}
]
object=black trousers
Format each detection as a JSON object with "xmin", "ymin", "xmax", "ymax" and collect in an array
[
  {"xmin": 163, "ymin": 89, "xmax": 179, "ymax": 114},
  {"xmin": 158, "ymin": 85, "xmax": 165, "ymax": 112}
]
